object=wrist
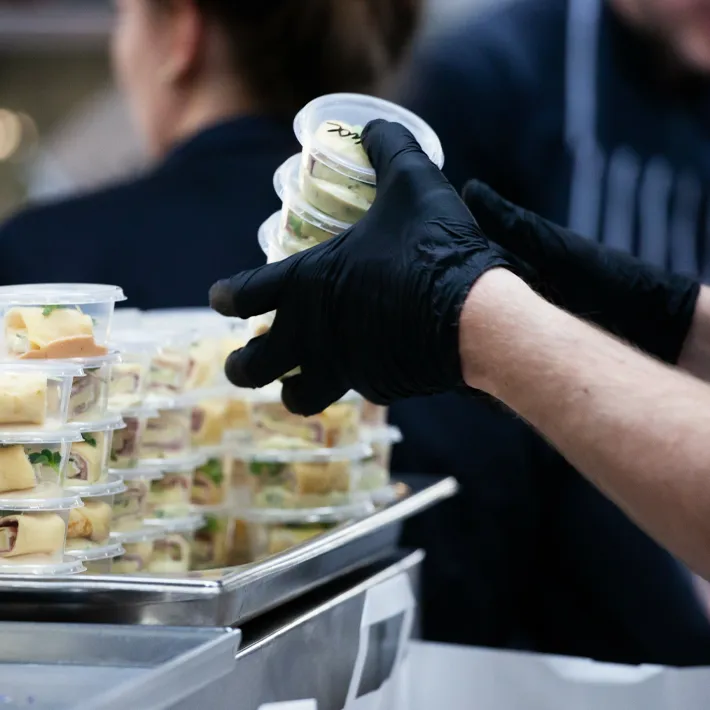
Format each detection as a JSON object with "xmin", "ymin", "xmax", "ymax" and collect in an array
[{"xmin": 458, "ymin": 268, "xmax": 551, "ymax": 393}]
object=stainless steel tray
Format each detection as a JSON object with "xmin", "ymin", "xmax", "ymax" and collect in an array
[{"xmin": 0, "ymin": 477, "xmax": 457, "ymax": 627}]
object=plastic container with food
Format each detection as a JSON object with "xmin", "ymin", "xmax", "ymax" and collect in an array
[
  {"xmin": 272, "ymin": 162, "xmax": 353, "ymax": 252},
  {"xmin": 145, "ymin": 515, "xmax": 203, "ymax": 574},
  {"xmin": 66, "ymin": 415, "xmax": 125, "ymax": 486},
  {"xmin": 360, "ymin": 425, "xmax": 403, "ymax": 495},
  {"xmin": 108, "ymin": 333, "xmax": 158, "ymax": 410},
  {"xmin": 144, "ymin": 329, "xmax": 196, "ymax": 400},
  {"xmin": 0, "ymin": 284, "xmax": 125, "ymax": 360},
  {"xmin": 111, "ymin": 525, "xmax": 163, "ymax": 574},
  {"xmin": 183, "ymin": 386, "xmax": 235, "ymax": 448},
  {"xmin": 140, "ymin": 404, "xmax": 194, "ymax": 461},
  {"xmin": 0, "ymin": 428, "xmax": 83, "ymax": 496},
  {"xmin": 147, "ymin": 452, "xmax": 206, "ymax": 518},
  {"xmin": 293, "ymin": 93, "xmax": 443, "ymax": 221},
  {"xmin": 361, "ymin": 402, "xmax": 388, "ymax": 429},
  {"xmin": 66, "ymin": 352, "xmax": 121, "ymax": 422},
  {"xmin": 191, "ymin": 505, "xmax": 234, "ymax": 571},
  {"xmin": 0, "ymin": 488, "xmax": 82, "ymax": 571},
  {"xmin": 109, "ymin": 406, "xmax": 156, "ymax": 470},
  {"xmin": 66, "ymin": 539, "xmax": 124, "ymax": 569},
  {"xmin": 250, "ymin": 385, "xmax": 362, "ymax": 449},
  {"xmin": 65, "ymin": 474, "xmax": 125, "ymax": 548},
  {"xmin": 246, "ymin": 520, "xmax": 337, "ymax": 561},
  {"xmin": 240, "ymin": 443, "xmax": 372, "ymax": 511},
  {"xmin": 191, "ymin": 448, "xmax": 231, "ymax": 506},
  {"xmin": 0, "ymin": 362, "xmax": 84, "ymax": 430},
  {"xmin": 111, "ymin": 465, "xmax": 164, "ymax": 532}
]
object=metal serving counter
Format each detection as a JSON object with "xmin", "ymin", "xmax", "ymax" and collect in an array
[{"xmin": 0, "ymin": 477, "xmax": 456, "ymax": 627}]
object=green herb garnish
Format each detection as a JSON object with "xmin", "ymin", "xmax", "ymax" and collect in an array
[
  {"xmin": 198, "ymin": 458, "xmax": 223, "ymax": 485},
  {"xmin": 81, "ymin": 433, "xmax": 97, "ymax": 448},
  {"xmin": 110, "ymin": 451, "xmax": 119, "ymax": 462},
  {"xmin": 249, "ymin": 461, "xmax": 285, "ymax": 478},
  {"xmin": 203, "ymin": 515, "xmax": 221, "ymax": 534},
  {"xmin": 42, "ymin": 305, "xmax": 67, "ymax": 317},
  {"xmin": 287, "ymin": 211, "xmax": 303, "ymax": 238},
  {"xmin": 28, "ymin": 449, "xmax": 62, "ymax": 473}
]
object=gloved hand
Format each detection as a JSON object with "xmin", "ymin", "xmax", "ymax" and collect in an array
[
  {"xmin": 210, "ymin": 120, "xmax": 514, "ymax": 415},
  {"xmin": 463, "ymin": 180, "xmax": 701, "ymax": 364}
]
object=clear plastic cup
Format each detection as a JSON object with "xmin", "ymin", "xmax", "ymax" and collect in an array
[
  {"xmin": 145, "ymin": 515, "xmax": 203, "ymax": 574},
  {"xmin": 109, "ymin": 406, "xmax": 157, "ymax": 470},
  {"xmin": 108, "ymin": 334, "xmax": 158, "ymax": 410},
  {"xmin": 293, "ymin": 93, "xmax": 444, "ymax": 193},
  {"xmin": 66, "ymin": 474, "xmax": 125, "ymax": 546},
  {"xmin": 66, "ymin": 415, "xmax": 125, "ymax": 486},
  {"xmin": 273, "ymin": 156, "xmax": 354, "ymax": 249},
  {"xmin": 0, "ymin": 283, "xmax": 126, "ymax": 360},
  {"xmin": 0, "ymin": 428, "xmax": 82, "ymax": 496},
  {"xmin": 66, "ymin": 352, "xmax": 121, "ymax": 423},
  {"xmin": 188, "ymin": 387, "xmax": 241, "ymax": 448},
  {"xmin": 111, "ymin": 525, "xmax": 163, "ymax": 574},
  {"xmin": 144, "ymin": 329, "xmax": 197, "ymax": 401},
  {"xmin": 66, "ymin": 539, "xmax": 124, "ymax": 566},
  {"xmin": 112, "ymin": 465, "xmax": 164, "ymax": 533},
  {"xmin": 361, "ymin": 402, "xmax": 388, "ymax": 428},
  {"xmin": 0, "ymin": 489, "xmax": 82, "ymax": 569},
  {"xmin": 191, "ymin": 505, "xmax": 234, "ymax": 571},
  {"xmin": 250, "ymin": 386, "xmax": 363, "ymax": 449},
  {"xmin": 0, "ymin": 362, "xmax": 83, "ymax": 430},
  {"xmin": 140, "ymin": 405, "xmax": 194, "ymax": 461},
  {"xmin": 246, "ymin": 520, "xmax": 338, "ymax": 561},
  {"xmin": 360, "ymin": 426, "xmax": 403, "ymax": 495},
  {"xmin": 239, "ymin": 443, "xmax": 372, "ymax": 511},
  {"xmin": 147, "ymin": 452, "xmax": 206, "ymax": 518},
  {"xmin": 191, "ymin": 447, "xmax": 232, "ymax": 506}
]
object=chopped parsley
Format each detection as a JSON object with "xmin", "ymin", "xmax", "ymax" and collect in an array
[
  {"xmin": 249, "ymin": 461, "xmax": 285, "ymax": 478},
  {"xmin": 28, "ymin": 449, "xmax": 62, "ymax": 473},
  {"xmin": 198, "ymin": 458, "xmax": 223, "ymax": 485},
  {"xmin": 81, "ymin": 433, "xmax": 97, "ymax": 448}
]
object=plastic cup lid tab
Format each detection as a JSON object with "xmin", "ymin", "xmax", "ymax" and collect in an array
[{"xmin": 0, "ymin": 284, "xmax": 126, "ymax": 305}]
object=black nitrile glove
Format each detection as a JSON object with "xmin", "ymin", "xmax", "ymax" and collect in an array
[
  {"xmin": 210, "ymin": 120, "xmax": 514, "ymax": 415},
  {"xmin": 463, "ymin": 180, "xmax": 701, "ymax": 364}
]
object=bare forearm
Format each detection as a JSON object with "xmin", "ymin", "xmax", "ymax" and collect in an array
[
  {"xmin": 462, "ymin": 270, "xmax": 710, "ymax": 579},
  {"xmin": 679, "ymin": 285, "xmax": 710, "ymax": 382}
]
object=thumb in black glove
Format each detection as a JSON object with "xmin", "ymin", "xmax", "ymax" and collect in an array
[
  {"xmin": 463, "ymin": 180, "xmax": 700, "ymax": 364},
  {"xmin": 210, "ymin": 120, "xmax": 514, "ymax": 415}
]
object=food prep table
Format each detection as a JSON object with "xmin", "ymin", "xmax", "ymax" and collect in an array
[{"xmin": 0, "ymin": 477, "xmax": 456, "ymax": 708}]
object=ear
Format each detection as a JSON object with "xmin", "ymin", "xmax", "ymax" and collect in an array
[{"xmin": 161, "ymin": 0, "xmax": 205, "ymax": 83}]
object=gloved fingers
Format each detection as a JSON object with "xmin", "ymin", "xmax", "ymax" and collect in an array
[
  {"xmin": 224, "ymin": 324, "xmax": 299, "ymax": 389},
  {"xmin": 209, "ymin": 258, "xmax": 293, "ymax": 319},
  {"xmin": 281, "ymin": 369, "xmax": 348, "ymax": 417}
]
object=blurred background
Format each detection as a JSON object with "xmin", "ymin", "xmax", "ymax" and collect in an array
[{"xmin": 0, "ymin": 0, "xmax": 495, "ymax": 220}]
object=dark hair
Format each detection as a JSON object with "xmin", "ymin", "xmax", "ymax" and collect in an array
[{"xmin": 191, "ymin": 0, "xmax": 423, "ymax": 116}]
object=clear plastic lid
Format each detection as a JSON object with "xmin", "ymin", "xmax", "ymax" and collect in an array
[
  {"xmin": 0, "ymin": 556, "xmax": 85, "ymax": 576},
  {"xmin": 113, "ymin": 465, "xmax": 165, "ymax": 482},
  {"xmin": 65, "ymin": 473, "xmax": 126, "ymax": 499},
  {"xmin": 145, "ymin": 514, "xmax": 204, "ymax": 534},
  {"xmin": 241, "ymin": 441, "xmax": 371, "ymax": 463},
  {"xmin": 258, "ymin": 212, "xmax": 282, "ymax": 255},
  {"xmin": 65, "ymin": 540, "xmax": 125, "ymax": 562},
  {"xmin": 0, "ymin": 484, "xmax": 82, "ymax": 510},
  {"xmin": 156, "ymin": 451, "xmax": 209, "ymax": 473},
  {"xmin": 191, "ymin": 503, "xmax": 230, "ymax": 516},
  {"xmin": 118, "ymin": 405, "xmax": 159, "ymax": 419},
  {"xmin": 112, "ymin": 308, "xmax": 144, "ymax": 329},
  {"xmin": 111, "ymin": 524, "xmax": 164, "ymax": 544},
  {"xmin": 63, "ymin": 350, "xmax": 122, "ymax": 368},
  {"xmin": 110, "ymin": 332, "xmax": 161, "ymax": 354},
  {"xmin": 0, "ymin": 427, "xmax": 83, "ymax": 445},
  {"xmin": 0, "ymin": 284, "xmax": 126, "ymax": 305},
  {"xmin": 273, "ymin": 155, "xmax": 353, "ymax": 234},
  {"xmin": 0, "ymin": 361, "xmax": 85, "ymax": 377},
  {"xmin": 242, "ymin": 500, "xmax": 374, "ymax": 524},
  {"xmin": 70, "ymin": 414, "xmax": 125, "ymax": 434},
  {"xmin": 293, "ymin": 93, "xmax": 444, "ymax": 185},
  {"xmin": 362, "ymin": 425, "xmax": 403, "ymax": 445}
]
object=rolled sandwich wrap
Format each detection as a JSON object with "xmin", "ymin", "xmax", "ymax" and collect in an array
[
  {"xmin": 6, "ymin": 307, "xmax": 107, "ymax": 359},
  {"xmin": 149, "ymin": 534, "xmax": 190, "ymax": 573},
  {"xmin": 0, "ymin": 445, "xmax": 37, "ymax": 493},
  {"xmin": 68, "ymin": 502, "xmax": 112, "ymax": 542},
  {"xmin": 0, "ymin": 512, "xmax": 65, "ymax": 558},
  {"xmin": 67, "ymin": 441, "xmax": 102, "ymax": 484},
  {"xmin": 69, "ymin": 370, "xmax": 103, "ymax": 418},
  {"xmin": 0, "ymin": 373, "xmax": 47, "ymax": 425}
]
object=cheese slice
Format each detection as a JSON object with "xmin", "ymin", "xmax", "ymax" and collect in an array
[
  {"xmin": 0, "ymin": 373, "xmax": 47, "ymax": 425},
  {"xmin": 68, "ymin": 501, "xmax": 112, "ymax": 542},
  {"xmin": 0, "ymin": 445, "xmax": 37, "ymax": 493},
  {"xmin": 0, "ymin": 512, "xmax": 64, "ymax": 557},
  {"xmin": 67, "ymin": 441, "xmax": 103, "ymax": 483}
]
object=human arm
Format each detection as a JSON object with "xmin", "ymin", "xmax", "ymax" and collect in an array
[
  {"xmin": 461, "ymin": 268, "xmax": 710, "ymax": 580},
  {"xmin": 679, "ymin": 287, "xmax": 710, "ymax": 381}
]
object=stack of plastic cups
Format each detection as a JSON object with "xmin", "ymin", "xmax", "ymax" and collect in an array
[
  {"xmin": 360, "ymin": 403, "xmax": 403, "ymax": 506},
  {"xmin": 0, "ymin": 283, "xmax": 128, "ymax": 575}
]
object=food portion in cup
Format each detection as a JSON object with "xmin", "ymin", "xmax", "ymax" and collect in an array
[
  {"xmin": 145, "ymin": 515, "xmax": 202, "ymax": 574},
  {"xmin": 0, "ymin": 363, "xmax": 82, "ymax": 429},
  {"xmin": 111, "ymin": 466, "xmax": 163, "ymax": 532},
  {"xmin": 140, "ymin": 406, "xmax": 193, "ymax": 460},
  {"xmin": 191, "ymin": 507, "xmax": 233, "ymax": 570},
  {"xmin": 147, "ymin": 453, "xmax": 205, "ymax": 518},
  {"xmin": 191, "ymin": 398, "xmax": 230, "ymax": 448},
  {"xmin": 66, "ymin": 475, "xmax": 124, "ymax": 545},
  {"xmin": 111, "ymin": 525, "xmax": 162, "ymax": 574},
  {"xmin": 109, "ymin": 407, "xmax": 155, "ymax": 470},
  {"xmin": 0, "ymin": 504, "xmax": 75, "ymax": 565},
  {"xmin": 145, "ymin": 332, "xmax": 195, "ymax": 399},
  {"xmin": 0, "ymin": 284, "xmax": 125, "ymax": 359},
  {"xmin": 66, "ymin": 416, "xmax": 124, "ymax": 487},
  {"xmin": 68, "ymin": 357, "xmax": 117, "ymax": 422},
  {"xmin": 247, "ymin": 521, "xmax": 336, "ymax": 560},
  {"xmin": 191, "ymin": 452, "xmax": 230, "ymax": 506},
  {"xmin": 360, "ymin": 426, "xmax": 402, "ymax": 493}
]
